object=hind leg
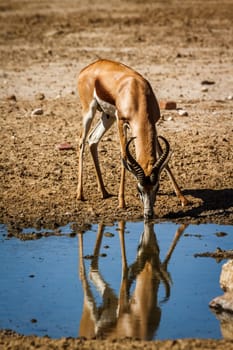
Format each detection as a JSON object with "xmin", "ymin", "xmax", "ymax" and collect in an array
[
  {"xmin": 77, "ymin": 100, "xmax": 98, "ymax": 200},
  {"xmin": 88, "ymin": 113, "xmax": 115, "ymax": 198}
]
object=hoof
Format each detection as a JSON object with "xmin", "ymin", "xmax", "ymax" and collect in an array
[
  {"xmin": 181, "ymin": 196, "xmax": 189, "ymax": 207},
  {"xmin": 77, "ymin": 194, "xmax": 85, "ymax": 201},
  {"xmin": 118, "ymin": 200, "xmax": 126, "ymax": 209},
  {"xmin": 102, "ymin": 192, "xmax": 113, "ymax": 199}
]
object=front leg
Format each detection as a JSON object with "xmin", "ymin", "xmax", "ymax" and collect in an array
[
  {"xmin": 118, "ymin": 165, "xmax": 126, "ymax": 208},
  {"xmin": 156, "ymin": 137, "xmax": 189, "ymax": 206},
  {"xmin": 117, "ymin": 120, "xmax": 128, "ymax": 208},
  {"xmin": 77, "ymin": 141, "xmax": 85, "ymax": 200},
  {"xmin": 165, "ymin": 165, "xmax": 189, "ymax": 206}
]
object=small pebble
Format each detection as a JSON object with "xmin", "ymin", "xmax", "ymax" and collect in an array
[
  {"xmin": 35, "ymin": 93, "xmax": 45, "ymax": 101},
  {"xmin": 159, "ymin": 100, "xmax": 177, "ymax": 110},
  {"xmin": 7, "ymin": 94, "xmax": 17, "ymax": 101},
  {"xmin": 55, "ymin": 143, "xmax": 74, "ymax": 151},
  {"xmin": 104, "ymin": 232, "xmax": 115, "ymax": 238},
  {"xmin": 178, "ymin": 109, "xmax": 188, "ymax": 116},
  {"xmin": 31, "ymin": 108, "xmax": 43, "ymax": 116},
  {"xmin": 216, "ymin": 231, "xmax": 227, "ymax": 237},
  {"xmin": 201, "ymin": 80, "xmax": 215, "ymax": 85}
]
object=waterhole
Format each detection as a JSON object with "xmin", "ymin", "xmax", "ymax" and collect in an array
[{"xmin": 0, "ymin": 221, "xmax": 232, "ymax": 340}]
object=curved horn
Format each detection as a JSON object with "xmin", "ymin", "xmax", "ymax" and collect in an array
[
  {"xmin": 150, "ymin": 136, "xmax": 170, "ymax": 185},
  {"xmin": 124, "ymin": 137, "xmax": 146, "ymax": 185}
]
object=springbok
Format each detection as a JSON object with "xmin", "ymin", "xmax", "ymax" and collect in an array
[
  {"xmin": 78, "ymin": 221, "xmax": 188, "ymax": 339},
  {"xmin": 77, "ymin": 59, "xmax": 188, "ymax": 219}
]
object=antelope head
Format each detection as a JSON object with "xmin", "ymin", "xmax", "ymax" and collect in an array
[{"xmin": 123, "ymin": 136, "xmax": 170, "ymax": 220}]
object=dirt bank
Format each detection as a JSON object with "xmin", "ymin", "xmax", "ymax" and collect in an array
[
  {"xmin": 1, "ymin": 330, "xmax": 233, "ymax": 350},
  {"xmin": 0, "ymin": 0, "xmax": 233, "ymax": 348}
]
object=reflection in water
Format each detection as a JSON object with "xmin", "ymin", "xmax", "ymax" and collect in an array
[{"xmin": 78, "ymin": 221, "xmax": 188, "ymax": 340}]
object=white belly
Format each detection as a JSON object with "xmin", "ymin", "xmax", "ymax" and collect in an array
[{"xmin": 94, "ymin": 90, "xmax": 116, "ymax": 117}]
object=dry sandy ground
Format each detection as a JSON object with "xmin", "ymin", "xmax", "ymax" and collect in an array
[
  {"xmin": 0, "ymin": 0, "xmax": 233, "ymax": 349},
  {"xmin": 1, "ymin": 329, "xmax": 233, "ymax": 350}
]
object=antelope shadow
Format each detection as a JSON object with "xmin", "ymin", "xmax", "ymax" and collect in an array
[{"xmin": 165, "ymin": 188, "xmax": 233, "ymax": 220}]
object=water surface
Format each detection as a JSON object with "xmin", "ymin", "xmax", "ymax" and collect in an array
[{"xmin": 0, "ymin": 221, "xmax": 232, "ymax": 339}]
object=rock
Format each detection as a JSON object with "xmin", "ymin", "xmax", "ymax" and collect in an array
[
  {"xmin": 104, "ymin": 232, "xmax": 115, "ymax": 238},
  {"xmin": 35, "ymin": 93, "xmax": 45, "ymax": 100},
  {"xmin": 159, "ymin": 100, "xmax": 177, "ymax": 110},
  {"xmin": 216, "ymin": 231, "xmax": 228, "ymax": 237},
  {"xmin": 209, "ymin": 260, "xmax": 233, "ymax": 315},
  {"xmin": 201, "ymin": 80, "xmax": 215, "ymax": 85},
  {"xmin": 55, "ymin": 142, "xmax": 74, "ymax": 151},
  {"xmin": 7, "ymin": 94, "xmax": 17, "ymax": 101},
  {"xmin": 220, "ymin": 260, "xmax": 233, "ymax": 292},
  {"xmin": 209, "ymin": 293, "xmax": 233, "ymax": 340},
  {"xmin": 44, "ymin": 29, "xmax": 64, "ymax": 37},
  {"xmin": 209, "ymin": 292, "xmax": 233, "ymax": 313},
  {"xmin": 178, "ymin": 109, "xmax": 188, "ymax": 116},
  {"xmin": 31, "ymin": 108, "xmax": 43, "ymax": 116},
  {"xmin": 30, "ymin": 318, "xmax": 37, "ymax": 323},
  {"xmin": 201, "ymin": 86, "xmax": 208, "ymax": 92}
]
